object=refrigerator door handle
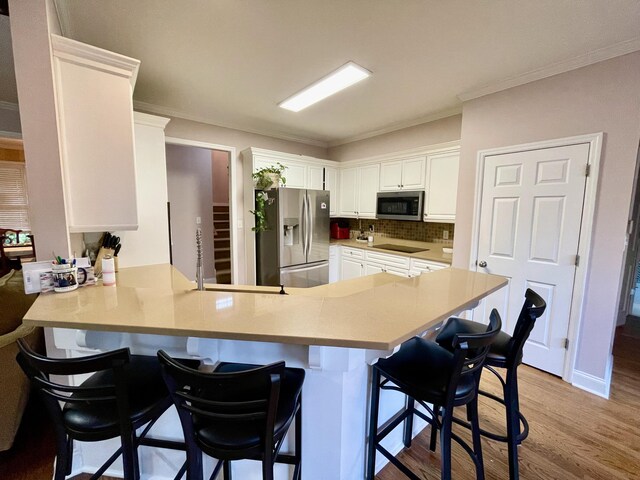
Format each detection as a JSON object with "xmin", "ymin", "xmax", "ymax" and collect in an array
[
  {"xmin": 306, "ymin": 191, "xmax": 313, "ymax": 257},
  {"xmin": 281, "ymin": 260, "xmax": 329, "ymax": 274},
  {"xmin": 301, "ymin": 192, "xmax": 308, "ymax": 257}
]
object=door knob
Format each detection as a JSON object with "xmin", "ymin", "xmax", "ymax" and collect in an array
[{"xmin": 478, "ymin": 260, "xmax": 487, "ymax": 268}]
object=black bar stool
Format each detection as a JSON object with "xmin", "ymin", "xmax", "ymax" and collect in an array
[
  {"xmin": 158, "ymin": 351, "xmax": 304, "ymax": 480},
  {"xmin": 434, "ymin": 288, "xmax": 547, "ymax": 480},
  {"xmin": 367, "ymin": 309, "xmax": 502, "ymax": 480},
  {"xmin": 16, "ymin": 339, "xmax": 191, "ymax": 480}
]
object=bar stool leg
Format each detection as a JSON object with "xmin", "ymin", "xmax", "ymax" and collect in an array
[
  {"xmin": 120, "ymin": 430, "xmax": 138, "ymax": 480},
  {"xmin": 366, "ymin": 368, "xmax": 381, "ymax": 480},
  {"xmin": 403, "ymin": 397, "xmax": 415, "ymax": 448},
  {"xmin": 223, "ymin": 459, "xmax": 232, "ymax": 480},
  {"xmin": 439, "ymin": 409, "xmax": 453, "ymax": 480},
  {"xmin": 294, "ymin": 397, "xmax": 303, "ymax": 480},
  {"xmin": 429, "ymin": 404, "xmax": 440, "ymax": 452},
  {"xmin": 468, "ymin": 396, "xmax": 485, "ymax": 480},
  {"xmin": 505, "ymin": 372, "xmax": 521, "ymax": 480}
]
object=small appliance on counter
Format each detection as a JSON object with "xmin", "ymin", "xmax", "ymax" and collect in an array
[{"xmin": 330, "ymin": 220, "xmax": 350, "ymax": 239}]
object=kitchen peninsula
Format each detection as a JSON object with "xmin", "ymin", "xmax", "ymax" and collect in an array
[{"xmin": 23, "ymin": 265, "xmax": 506, "ymax": 479}]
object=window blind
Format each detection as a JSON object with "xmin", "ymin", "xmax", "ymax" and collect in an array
[{"xmin": 0, "ymin": 161, "xmax": 31, "ymax": 230}]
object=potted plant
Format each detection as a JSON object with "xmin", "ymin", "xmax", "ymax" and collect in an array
[
  {"xmin": 252, "ymin": 163, "xmax": 287, "ymax": 190},
  {"xmin": 250, "ymin": 164, "xmax": 287, "ymax": 232}
]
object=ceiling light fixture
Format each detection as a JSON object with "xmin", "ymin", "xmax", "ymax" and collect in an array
[{"xmin": 279, "ymin": 61, "xmax": 371, "ymax": 112}]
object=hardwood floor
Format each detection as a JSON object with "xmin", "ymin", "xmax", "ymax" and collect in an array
[
  {"xmin": 2, "ymin": 321, "xmax": 638, "ymax": 480},
  {"xmin": 376, "ymin": 319, "xmax": 640, "ymax": 480}
]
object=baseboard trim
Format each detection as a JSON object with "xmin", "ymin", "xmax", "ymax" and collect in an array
[{"xmin": 571, "ymin": 355, "xmax": 613, "ymax": 399}]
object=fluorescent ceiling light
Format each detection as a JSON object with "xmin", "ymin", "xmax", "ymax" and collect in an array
[{"xmin": 279, "ymin": 62, "xmax": 371, "ymax": 112}]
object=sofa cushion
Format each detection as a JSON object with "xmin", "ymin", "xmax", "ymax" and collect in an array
[{"xmin": 0, "ymin": 270, "xmax": 38, "ymax": 336}]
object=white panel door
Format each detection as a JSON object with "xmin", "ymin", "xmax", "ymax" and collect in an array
[{"xmin": 475, "ymin": 143, "xmax": 589, "ymax": 376}]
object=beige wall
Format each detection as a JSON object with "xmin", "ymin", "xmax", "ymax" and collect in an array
[
  {"xmin": 454, "ymin": 52, "xmax": 640, "ymax": 381},
  {"xmin": 166, "ymin": 144, "xmax": 215, "ymax": 281},
  {"xmin": 211, "ymin": 150, "xmax": 230, "ymax": 205},
  {"xmin": 327, "ymin": 114, "xmax": 462, "ymax": 161}
]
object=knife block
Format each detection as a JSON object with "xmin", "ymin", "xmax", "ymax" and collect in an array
[{"xmin": 94, "ymin": 247, "xmax": 115, "ymax": 276}]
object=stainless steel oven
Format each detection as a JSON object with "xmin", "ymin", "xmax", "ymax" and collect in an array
[{"xmin": 376, "ymin": 191, "xmax": 424, "ymax": 221}]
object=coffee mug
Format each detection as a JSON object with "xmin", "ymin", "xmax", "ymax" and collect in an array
[{"xmin": 52, "ymin": 264, "xmax": 87, "ymax": 293}]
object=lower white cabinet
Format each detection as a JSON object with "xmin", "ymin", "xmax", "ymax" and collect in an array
[
  {"xmin": 340, "ymin": 247, "xmax": 365, "ymax": 280},
  {"xmin": 409, "ymin": 258, "xmax": 449, "ymax": 277},
  {"xmin": 329, "ymin": 245, "xmax": 340, "ymax": 283},
  {"xmin": 333, "ymin": 245, "xmax": 449, "ymax": 282}
]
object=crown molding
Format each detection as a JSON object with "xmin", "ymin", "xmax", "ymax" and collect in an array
[
  {"xmin": 132, "ymin": 100, "xmax": 330, "ymax": 148},
  {"xmin": 0, "ymin": 101, "xmax": 19, "ymax": 112},
  {"xmin": 133, "ymin": 111, "xmax": 171, "ymax": 129},
  {"xmin": 459, "ymin": 36, "xmax": 640, "ymax": 102},
  {"xmin": 50, "ymin": 34, "xmax": 140, "ymax": 88},
  {"xmin": 327, "ymin": 106, "xmax": 463, "ymax": 148}
]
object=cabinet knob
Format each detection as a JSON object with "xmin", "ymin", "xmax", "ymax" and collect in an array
[
  {"xmin": 478, "ymin": 260, "xmax": 488, "ymax": 268},
  {"xmin": 397, "ymin": 184, "xmax": 401, "ymax": 188}
]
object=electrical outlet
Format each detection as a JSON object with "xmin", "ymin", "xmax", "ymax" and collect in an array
[{"xmin": 443, "ymin": 230, "xmax": 449, "ymax": 240}]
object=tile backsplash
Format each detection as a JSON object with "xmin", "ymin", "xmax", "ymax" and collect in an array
[{"xmin": 335, "ymin": 218, "xmax": 454, "ymax": 243}]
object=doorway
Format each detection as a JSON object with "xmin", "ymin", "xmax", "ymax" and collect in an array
[
  {"xmin": 471, "ymin": 133, "xmax": 602, "ymax": 380},
  {"xmin": 164, "ymin": 139, "xmax": 235, "ymax": 284}
]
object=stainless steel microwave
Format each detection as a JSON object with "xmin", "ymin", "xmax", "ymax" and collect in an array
[{"xmin": 376, "ymin": 191, "xmax": 424, "ymax": 221}]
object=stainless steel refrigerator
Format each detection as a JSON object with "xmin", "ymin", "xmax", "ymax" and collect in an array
[{"xmin": 256, "ymin": 188, "xmax": 330, "ymax": 287}]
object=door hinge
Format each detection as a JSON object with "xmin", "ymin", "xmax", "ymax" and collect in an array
[
  {"xmin": 574, "ymin": 254, "xmax": 580, "ymax": 267},
  {"xmin": 585, "ymin": 164, "xmax": 591, "ymax": 177},
  {"xmin": 563, "ymin": 338, "xmax": 569, "ymax": 350}
]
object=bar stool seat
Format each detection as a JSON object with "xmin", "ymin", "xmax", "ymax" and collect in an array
[
  {"xmin": 436, "ymin": 318, "xmax": 515, "ymax": 367},
  {"xmin": 195, "ymin": 362, "xmax": 305, "ymax": 454},
  {"xmin": 375, "ymin": 338, "xmax": 477, "ymax": 404},
  {"xmin": 62, "ymin": 355, "xmax": 170, "ymax": 440}
]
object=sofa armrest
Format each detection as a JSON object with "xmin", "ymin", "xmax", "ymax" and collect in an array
[{"xmin": 0, "ymin": 323, "xmax": 35, "ymax": 349}]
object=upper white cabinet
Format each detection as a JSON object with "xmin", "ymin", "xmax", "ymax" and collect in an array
[
  {"xmin": 51, "ymin": 35, "xmax": 140, "ymax": 232},
  {"xmin": 308, "ymin": 165, "xmax": 324, "ymax": 190},
  {"xmin": 324, "ymin": 167, "xmax": 339, "ymax": 216},
  {"xmin": 424, "ymin": 149, "xmax": 460, "ymax": 223},
  {"xmin": 338, "ymin": 164, "xmax": 380, "ymax": 218},
  {"xmin": 379, "ymin": 156, "xmax": 426, "ymax": 191}
]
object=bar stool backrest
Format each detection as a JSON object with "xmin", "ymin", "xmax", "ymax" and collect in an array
[
  {"xmin": 15, "ymin": 339, "xmax": 134, "ymax": 438},
  {"xmin": 507, "ymin": 289, "xmax": 547, "ymax": 367},
  {"xmin": 157, "ymin": 350, "xmax": 285, "ymax": 456},
  {"xmin": 446, "ymin": 309, "xmax": 502, "ymax": 404}
]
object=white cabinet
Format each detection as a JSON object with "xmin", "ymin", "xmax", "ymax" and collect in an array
[
  {"xmin": 379, "ymin": 156, "xmax": 426, "ymax": 191},
  {"xmin": 329, "ymin": 245, "xmax": 340, "ymax": 283},
  {"xmin": 338, "ymin": 164, "xmax": 380, "ymax": 218},
  {"xmin": 51, "ymin": 35, "xmax": 140, "ymax": 233},
  {"xmin": 409, "ymin": 258, "xmax": 449, "ymax": 277},
  {"xmin": 358, "ymin": 164, "xmax": 380, "ymax": 217},
  {"xmin": 340, "ymin": 247, "xmax": 364, "ymax": 280},
  {"xmin": 365, "ymin": 250, "xmax": 410, "ymax": 277},
  {"xmin": 308, "ymin": 165, "xmax": 324, "ymax": 190},
  {"xmin": 116, "ymin": 113, "xmax": 171, "ymax": 268},
  {"xmin": 324, "ymin": 167, "xmax": 339, "ymax": 217},
  {"xmin": 424, "ymin": 150, "xmax": 459, "ymax": 223},
  {"xmin": 253, "ymin": 155, "xmax": 307, "ymax": 188}
]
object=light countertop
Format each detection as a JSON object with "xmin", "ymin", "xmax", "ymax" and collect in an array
[
  {"xmin": 23, "ymin": 264, "xmax": 505, "ymax": 350},
  {"xmin": 330, "ymin": 238, "xmax": 453, "ymax": 264}
]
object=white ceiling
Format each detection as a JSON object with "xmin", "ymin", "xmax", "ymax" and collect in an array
[{"xmin": 3, "ymin": 1, "xmax": 640, "ymax": 146}]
